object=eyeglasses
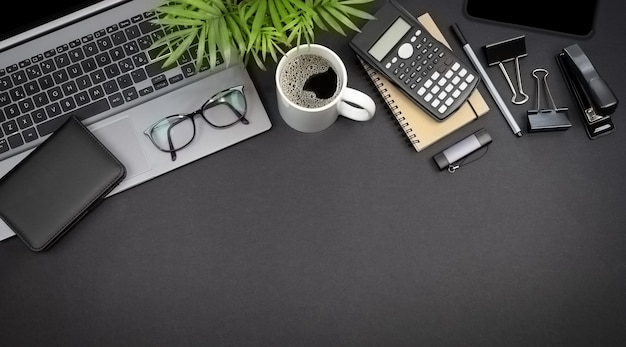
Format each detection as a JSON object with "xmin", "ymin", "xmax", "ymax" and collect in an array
[{"xmin": 144, "ymin": 85, "xmax": 249, "ymax": 161}]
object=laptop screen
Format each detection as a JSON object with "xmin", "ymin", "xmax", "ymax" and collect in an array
[
  {"xmin": 465, "ymin": 0, "xmax": 597, "ymax": 36},
  {"xmin": 2, "ymin": 1, "xmax": 111, "ymax": 41}
]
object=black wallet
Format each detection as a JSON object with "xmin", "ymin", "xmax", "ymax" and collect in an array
[{"xmin": 0, "ymin": 116, "xmax": 126, "ymax": 251}]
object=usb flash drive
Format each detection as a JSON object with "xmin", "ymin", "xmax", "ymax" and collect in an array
[{"xmin": 433, "ymin": 128, "xmax": 492, "ymax": 170}]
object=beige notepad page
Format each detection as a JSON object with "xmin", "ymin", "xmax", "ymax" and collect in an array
[{"xmin": 360, "ymin": 13, "xmax": 489, "ymax": 151}]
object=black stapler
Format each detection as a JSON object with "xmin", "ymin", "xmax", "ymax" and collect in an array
[{"xmin": 556, "ymin": 44, "xmax": 619, "ymax": 139}]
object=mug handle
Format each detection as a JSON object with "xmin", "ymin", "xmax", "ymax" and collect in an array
[{"xmin": 337, "ymin": 88, "xmax": 376, "ymax": 121}]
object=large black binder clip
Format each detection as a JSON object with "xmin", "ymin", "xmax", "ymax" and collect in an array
[
  {"xmin": 484, "ymin": 35, "xmax": 529, "ymax": 105},
  {"xmin": 556, "ymin": 44, "xmax": 619, "ymax": 139}
]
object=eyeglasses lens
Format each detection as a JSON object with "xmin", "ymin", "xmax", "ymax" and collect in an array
[
  {"xmin": 202, "ymin": 88, "xmax": 247, "ymax": 127},
  {"xmin": 149, "ymin": 115, "xmax": 195, "ymax": 151}
]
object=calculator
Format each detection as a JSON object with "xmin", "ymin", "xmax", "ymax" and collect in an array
[{"xmin": 350, "ymin": 0, "xmax": 480, "ymax": 121}]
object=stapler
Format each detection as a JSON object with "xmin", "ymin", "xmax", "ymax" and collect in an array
[{"xmin": 556, "ymin": 44, "xmax": 619, "ymax": 139}]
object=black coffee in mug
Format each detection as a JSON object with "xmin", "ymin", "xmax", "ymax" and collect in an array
[{"xmin": 279, "ymin": 54, "xmax": 342, "ymax": 109}]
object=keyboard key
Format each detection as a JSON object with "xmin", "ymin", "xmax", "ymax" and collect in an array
[
  {"xmin": 83, "ymin": 42, "xmax": 99, "ymax": 57},
  {"xmin": 10, "ymin": 86, "xmax": 26, "ymax": 102},
  {"xmin": 0, "ymin": 139, "xmax": 8, "ymax": 153},
  {"xmin": 145, "ymin": 60, "xmax": 176, "ymax": 77},
  {"xmin": 23, "ymin": 127, "xmax": 38, "ymax": 143},
  {"xmin": 96, "ymin": 36, "xmax": 114, "ymax": 51},
  {"xmin": 38, "ymin": 75, "xmax": 54, "ymax": 90},
  {"xmin": 131, "ymin": 68, "xmax": 147, "ymax": 83},
  {"xmin": 11, "ymin": 70, "xmax": 28, "ymax": 85},
  {"xmin": 124, "ymin": 25, "xmax": 141, "ymax": 40},
  {"xmin": 60, "ymin": 97, "xmax": 77, "ymax": 112},
  {"xmin": 81, "ymin": 57, "xmax": 98, "ymax": 73},
  {"xmin": 95, "ymin": 52, "xmax": 112, "ymax": 67},
  {"xmin": 111, "ymin": 31, "xmax": 127, "ymax": 45},
  {"xmin": 103, "ymin": 80, "xmax": 119, "ymax": 94},
  {"xmin": 69, "ymin": 47, "xmax": 85, "ymax": 62},
  {"xmin": 16, "ymin": 114, "xmax": 33, "ymax": 129},
  {"xmin": 122, "ymin": 87, "xmax": 138, "ymax": 102},
  {"xmin": 0, "ymin": 76, "xmax": 13, "ymax": 91},
  {"xmin": 75, "ymin": 91, "xmax": 90, "ymax": 107},
  {"xmin": 45, "ymin": 102, "xmax": 62, "ymax": 118},
  {"xmin": 31, "ymin": 109, "xmax": 47, "ymax": 123},
  {"xmin": 110, "ymin": 47, "xmax": 126, "ymax": 61},
  {"xmin": 7, "ymin": 132, "xmax": 23, "ymax": 149},
  {"xmin": 54, "ymin": 53, "xmax": 71, "ymax": 68},
  {"xmin": 117, "ymin": 74, "xmax": 132, "ymax": 89},
  {"xmin": 108, "ymin": 93, "xmax": 124, "ymax": 107},
  {"xmin": 33, "ymin": 92, "xmax": 49, "ymax": 108},
  {"xmin": 2, "ymin": 119, "xmax": 18, "ymax": 135},
  {"xmin": 52, "ymin": 70, "xmax": 69, "ymax": 84},
  {"xmin": 0, "ymin": 92, "xmax": 10, "ymax": 107},
  {"xmin": 47, "ymin": 86, "xmax": 63, "ymax": 102}
]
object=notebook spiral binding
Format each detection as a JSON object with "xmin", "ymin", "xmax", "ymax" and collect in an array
[{"xmin": 358, "ymin": 57, "xmax": 419, "ymax": 145}]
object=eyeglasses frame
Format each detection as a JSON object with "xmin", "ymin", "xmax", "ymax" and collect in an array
[{"xmin": 143, "ymin": 85, "xmax": 249, "ymax": 161}]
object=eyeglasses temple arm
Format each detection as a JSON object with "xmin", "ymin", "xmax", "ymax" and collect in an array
[{"xmin": 167, "ymin": 126, "xmax": 178, "ymax": 161}]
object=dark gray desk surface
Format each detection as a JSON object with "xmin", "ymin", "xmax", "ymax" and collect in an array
[{"xmin": 2, "ymin": 0, "xmax": 626, "ymax": 345}]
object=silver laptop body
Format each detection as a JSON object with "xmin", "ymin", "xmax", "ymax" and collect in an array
[{"xmin": 0, "ymin": 0, "xmax": 273, "ymax": 240}]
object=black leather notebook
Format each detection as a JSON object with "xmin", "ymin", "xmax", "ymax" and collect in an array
[{"xmin": 0, "ymin": 116, "xmax": 126, "ymax": 251}]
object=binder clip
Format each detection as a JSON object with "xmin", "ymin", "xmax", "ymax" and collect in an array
[
  {"xmin": 556, "ymin": 43, "xmax": 618, "ymax": 139},
  {"xmin": 484, "ymin": 35, "xmax": 529, "ymax": 105},
  {"xmin": 526, "ymin": 68, "xmax": 571, "ymax": 132}
]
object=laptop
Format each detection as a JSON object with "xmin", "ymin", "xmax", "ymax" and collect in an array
[{"xmin": 0, "ymin": 0, "xmax": 273, "ymax": 240}]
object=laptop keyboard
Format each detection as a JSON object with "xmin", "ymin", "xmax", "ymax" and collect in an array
[{"xmin": 0, "ymin": 9, "xmax": 222, "ymax": 159}]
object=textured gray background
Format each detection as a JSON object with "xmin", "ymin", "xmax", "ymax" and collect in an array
[{"xmin": 2, "ymin": 0, "xmax": 625, "ymax": 345}]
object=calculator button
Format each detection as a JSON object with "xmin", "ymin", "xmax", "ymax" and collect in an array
[
  {"xmin": 397, "ymin": 43, "xmax": 413, "ymax": 59},
  {"xmin": 438, "ymin": 105, "xmax": 447, "ymax": 113}
]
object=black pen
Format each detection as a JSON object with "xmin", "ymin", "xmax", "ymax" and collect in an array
[{"xmin": 452, "ymin": 23, "xmax": 523, "ymax": 137}]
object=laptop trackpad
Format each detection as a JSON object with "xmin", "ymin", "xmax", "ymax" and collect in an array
[{"xmin": 90, "ymin": 117, "xmax": 151, "ymax": 179}]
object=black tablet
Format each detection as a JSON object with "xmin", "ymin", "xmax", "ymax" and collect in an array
[{"xmin": 465, "ymin": 0, "xmax": 597, "ymax": 37}]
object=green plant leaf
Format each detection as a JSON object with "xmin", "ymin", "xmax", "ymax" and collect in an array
[
  {"xmin": 225, "ymin": 14, "xmax": 247, "ymax": 56},
  {"xmin": 317, "ymin": 7, "xmax": 346, "ymax": 35},
  {"xmin": 249, "ymin": 0, "xmax": 268, "ymax": 47},
  {"xmin": 336, "ymin": 3, "xmax": 376, "ymax": 20},
  {"xmin": 162, "ymin": 27, "xmax": 198, "ymax": 67},
  {"xmin": 325, "ymin": 6, "xmax": 360, "ymax": 32}
]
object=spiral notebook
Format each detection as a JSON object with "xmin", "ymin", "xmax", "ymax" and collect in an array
[{"xmin": 359, "ymin": 13, "xmax": 489, "ymax": 152}]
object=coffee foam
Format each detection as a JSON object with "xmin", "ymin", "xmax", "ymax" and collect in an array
[{"xmin": 279, "ymin": 54, "xmax": 342, "ymax": 109}]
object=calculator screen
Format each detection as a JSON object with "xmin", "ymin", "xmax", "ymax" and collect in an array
[{"xmin": 368, "ymin": 17, "xmax": 411, "ymax": 61}]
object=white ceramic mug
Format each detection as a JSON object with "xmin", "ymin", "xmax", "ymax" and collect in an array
[{"xmin": 275, "ymin": 44, "xmax": 376, "ymax": 133}]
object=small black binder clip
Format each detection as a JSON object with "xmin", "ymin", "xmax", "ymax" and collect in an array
[
  {"xmin": 484, "ymin": 35, "xmax": 529, "ymax": 105},
  {"xmin": 526, "ymin": 68, "xmax": 571, "ymax": 132}
]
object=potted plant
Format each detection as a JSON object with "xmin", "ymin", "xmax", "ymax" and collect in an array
[{"xmin": 151, "ymin": 0, "xmax": 376, "ymax": 71}]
